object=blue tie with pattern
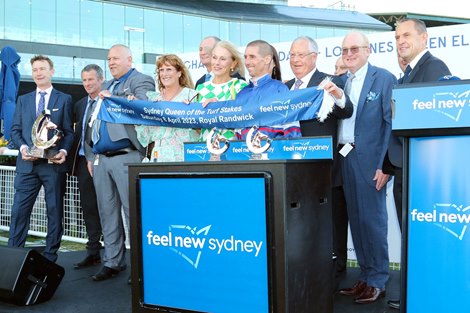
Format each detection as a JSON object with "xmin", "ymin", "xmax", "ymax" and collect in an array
[{"xmin": 37, "ymin": 91, "xmax": 47, "ymax": 117}]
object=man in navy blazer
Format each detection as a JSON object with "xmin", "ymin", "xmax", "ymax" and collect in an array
[
  {"xmin": 385, "ymin": 18, "xmax": 451, "ymax": 310},
  {"xmin": 8, "ymin": 55, "xmax": 74, "ymax": 263},
  {"xmin": 336, "ymin": 32, "xmax": 397, "ymax": 304},
  {"xmin": 68, "ymin": 64, "xmax": 104, "ymax": 269},
  {"xmin": 285, "ymin": 36, "xmax": 353, "ymax": 280}
]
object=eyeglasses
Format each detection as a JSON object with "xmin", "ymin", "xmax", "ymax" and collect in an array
[
  {"xmin": 289, "ymin": 51, "xmax": 316, "ymax": 59},
  {"xmin": 341, "ymin": 46, "xmax": 369, "ymax": 55}
]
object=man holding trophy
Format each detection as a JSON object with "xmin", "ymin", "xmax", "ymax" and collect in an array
[{"xmin": 8, "ymin": 55, "xmax": 74, "ymax": 263}]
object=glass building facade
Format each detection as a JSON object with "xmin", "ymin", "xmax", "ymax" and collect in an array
[{"xmin": 0, "ymin": 0, "xmax": 388, "ymax": 83}]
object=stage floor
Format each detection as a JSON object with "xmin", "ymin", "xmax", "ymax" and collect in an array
[{"xmin": 0, "ymin": 250, "xmax": 400, "ymax": 313}]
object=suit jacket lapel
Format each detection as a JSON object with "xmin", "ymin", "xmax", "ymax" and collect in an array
[
  {"xmin": 48, "ymin": 89, "xmax": 59, "ymax": 112},
  {"xmin": 407, "ymin": 51, "xmax": 431, "ymax": 83},
  {"xmin": 28, "ymin": 91, "xmax": 37, "ymax": 119},
  {"xmin": 356, "ymin": 63, "xmax": 375, "ymax": 119}
]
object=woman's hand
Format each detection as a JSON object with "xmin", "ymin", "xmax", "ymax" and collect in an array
[{"xmin": 202, "ymin": 98, "xmax": 218, "ymax": 108}]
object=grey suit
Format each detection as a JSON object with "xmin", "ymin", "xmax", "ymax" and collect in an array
[{"xmin": 92, "ymin": 69, "xmax": 154, "ymax": 270}]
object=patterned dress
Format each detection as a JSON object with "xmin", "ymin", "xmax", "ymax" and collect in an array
[
  {"xmin": 196, "ymin": 78, "xmax": 247, "ymax": 141},
  {"xmin": 135, "ymin": 87, "xmax": 199, "ymax": 162}
]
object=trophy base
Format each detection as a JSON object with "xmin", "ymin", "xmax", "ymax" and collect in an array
[
  {"xmin": 249, "ymin": 153, "xmax": 269, "ymax": 160},
  {"xmin": 26, "ymin": 148, "xmax": 60, "ymax": 159}
]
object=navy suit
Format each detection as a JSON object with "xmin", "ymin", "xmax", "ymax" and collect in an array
[
  {"xmin": 286, "ymin": 69, "xmax": 353, "ymax": 275},
  {"xmin": 340, "ymin": 63, "xmax": 396, "ymax": 289},
  {"xmin": 69, "ymin": 96, "xmax": 102, "ymax": 256},
  {"xmin": 387, "ymin": 51, "xmax": 451, "ymax": 228},
  {"xmin": 9, "ymin": 88, "xmax": 73, "ymax": 262}
]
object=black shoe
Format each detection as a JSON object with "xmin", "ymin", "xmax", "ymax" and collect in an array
[
  {"xmin": 92, "ymin": 266, "xmax": 120, "ymax": 281},
  {"xmin": 387, "ymin": 299, "xmax": 400, "ymax": 309},
  {"xmin": 73, "ymin": 254, "xmax": 101, "ymax": 269}
]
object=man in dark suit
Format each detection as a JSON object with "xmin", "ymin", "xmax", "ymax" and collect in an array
[
  {"xmin": 8, "ymin": 55, "xmax": 74, "ymax": 263},
  {"xmin": 195, "ymin": 36, "xmax": 221, "ymax": 88},
  {"xmin": 337, "ymin": 32, "xmax": 397, "ymax": 304},
  {"xmin": 285, "ymin": 36, "xmax": 353, "ymax": 281},
  {"xmin": 90, "ymin": 44, "xmax": 155, "ymax": 282},
  {"xmin": 385, "ymin": 18, "xmax": 451, "ymax": 310},
  {"xmin": 69, "ymin": 64, "xmax": 104, "ymax": 269}
]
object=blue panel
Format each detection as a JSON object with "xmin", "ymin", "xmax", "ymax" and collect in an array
[
  {"xmin": 407, "ymin": 135, "xmax": 470, "ymax": 312},
  {"xmin": 139, "ymin": 175, "xmax": 269, "ymax": 312},
  {"xmin": 392, "ymin": 82, "xmax": 470, "ymax": 131},
  {"xmin": 184, "ymin": 137, "xmax": 333, "ymax": 161}
]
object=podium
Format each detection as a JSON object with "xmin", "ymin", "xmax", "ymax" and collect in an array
[
  {"xmin": 128, "ymin": 159, "xmax": 333, "ymax": 313},
  {"xmin": 393, "ymin": 80, "xmax": 470, "ymax": 313}
]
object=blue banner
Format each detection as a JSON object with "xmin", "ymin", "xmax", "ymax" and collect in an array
[
  {"xmin": 97, "ymin": 87, "xmax": 325, "ymax": 128},
  {"xmin": 392, "ymin": 81, "xmax": 470, "ymax": 131},
  {"xmin": 184, "ymin": 137, "xmax": 333, "ymax": 161}
]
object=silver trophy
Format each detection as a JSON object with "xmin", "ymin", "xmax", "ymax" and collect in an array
[
  {"xmin": 246, "ymin": 125, "xmax": 271, "ymax": 160},
  {"xmin": 206, "ymin": 127, "xmax": 230, "ymax": 161},
  {"xmin": 27, "ymin": 109, "xmax": 63, "ymax": 159}
]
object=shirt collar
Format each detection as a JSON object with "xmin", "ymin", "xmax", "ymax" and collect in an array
[
  {"xmin": 36, "ymin": 85, "xmax": 53, "ymax": 95},
  {"xmin": 409, "ymin": 49, "xmax": 428, "ymax": 70}
]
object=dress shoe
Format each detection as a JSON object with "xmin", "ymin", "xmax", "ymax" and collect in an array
[
  {"xmin": 73, "ymin": 254, "xmax": 101, "ymax": 269},
  {"xmin": 354, "ymin": 286, "xmax": 386, "ymax": 304},
  {"xmin": 339, "ymin": 281, "xmax": 367, "ymax": 296},
  {"xmin": 387, "ymin": 299, "xmax": 400, "ymax": 309},
  {"xmin": 92, "ymin": 266, "xmax": 121, "ymax": 281}
]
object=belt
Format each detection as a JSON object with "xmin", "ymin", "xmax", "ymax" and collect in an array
[{"xmin": 103, "ymin": 147, "xmax": 135, "ymax": 157}]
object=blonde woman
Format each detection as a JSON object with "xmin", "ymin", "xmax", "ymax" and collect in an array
[{"xmin": 196, "ymin": 40, "xmax": 247, "ymax": 141}]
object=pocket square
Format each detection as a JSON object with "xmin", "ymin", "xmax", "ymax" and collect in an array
[
  {"xmin": 52, "ymin": 108, "xmax": 59, "ymax": 111},
  {"xmin": 366, "ymin": 91, "xmax": 380, "ymax": 102}
]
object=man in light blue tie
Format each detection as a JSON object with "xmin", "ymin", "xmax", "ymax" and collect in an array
[{"xmin": 9, "ymin": 55, "xmax": 74, "ymax": 263}]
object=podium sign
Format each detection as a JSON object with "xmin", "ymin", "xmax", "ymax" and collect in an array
[
  {"xmin": 184, "ymin": 137, "xmax": 333, "ymax": 162},
  {"xmin": 392, "ymin": 80, "xmax": 470, "ymax": 136},
  {"xmin": 406, "ymin": 136, "xmax": 470, "ymax": 312},
  {"xmin": 137, "ymin": 173, "xmax": 272, "ymax": 313},
  {"xmin": 392, "ymin": 81, "xmax": 470, "ymax": 313}
]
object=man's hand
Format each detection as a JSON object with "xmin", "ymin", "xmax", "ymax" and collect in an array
[
  {"xmin": 87, "ymin": 160, "xmax": 93, "ymax": 177},
  {"xmin": 374, "ymin": 169, "xmax": 389, "ymax": 191},
  {"xmin": 99, "ymin": 90, "xmax": 112, "ymax": 99},
  {"xmin": 20, "ymin": 147, "xmax": 38, "ymax": 161},
  {"xmin": 50, "ymin": 150, "xmax": 66, "ymax": 164},
  {"xmin": 322, "ymin": 80, "xmax": 344, "ymax": 100}
]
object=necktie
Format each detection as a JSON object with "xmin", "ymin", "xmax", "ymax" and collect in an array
[
  {"xmin": 205, "ymin": 73, "xmax": 212, "ymax": 82},
  {"xmin": 81, "ymin": 99, "xmax": 96, "ymax": 152},
  {"xmin": 344, "ymin": 73, "xmax": 355, "ymax": 96},
  {"xmin": 89, "ymin": 80, "xmax": 119, "ymax": 144},
  {"xmin": 403, "ymin": 65, "xmax": 412, "ymax": 83},
  {"xmin": 37, "ymin": 91, "xmax": 47, "ymax": 117},
  {"xmin": 293, "ymin": 79, "xmax": 303, "ymax": 90}
]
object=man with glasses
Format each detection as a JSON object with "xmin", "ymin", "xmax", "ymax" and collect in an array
[
  {"xmin": 336, "ymin": 32, "xmax": 397, "ymax": 304},
  {"xmin": 285, "ymin": 36, "xmax": 353, "ymax": 284}
]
